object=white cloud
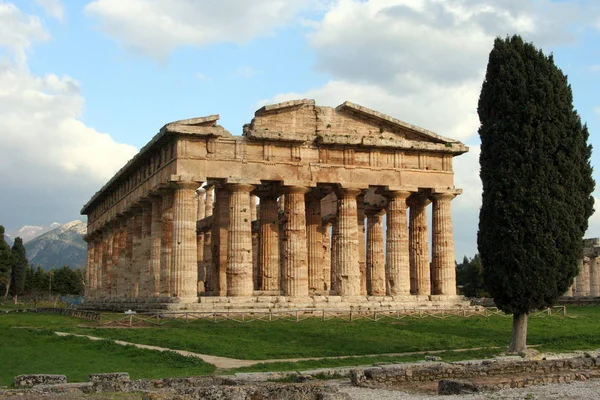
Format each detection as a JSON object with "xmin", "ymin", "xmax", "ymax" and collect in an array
[
  {"xmin": 85, "ymin": 0, "xmax": 318, "ymax": 59},
  {"xmin": 235, "ymin": 66, "xmax": 259, "ymax": 79},
  {"xmin": 0, "ymin": 2, "xmax": 137, "ymax": 230},
  {"xmin": 34, "ymin": 0, "xmax": 65, "ymax": 22}
]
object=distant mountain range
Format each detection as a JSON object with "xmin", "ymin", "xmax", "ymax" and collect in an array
[
  {"xmin": 8, "ymin": 222, "xmax": 61, "ymax": 243},
  {"xmin": 3, "ymin": 233, "xmax": 13, "ymax": 247},
  {"xmin": 24, "ymin": 220, "xmax": 87, "ymax": 270}
]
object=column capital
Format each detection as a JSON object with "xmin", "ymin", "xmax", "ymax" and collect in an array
[
  {"xmin": 226, "ymin": 183, "xmax": 255, "ymax": 193},
  {"xmin": 383, "ymin": 190, "xmax": 412, "ymax": 200},
  {"xmin": 334, "ymin": 186, "xmax": 364, "ymax": 198},
  {"xmin": 171, "ymin": 181, "xmax": 202, "ymax": 191},
  {"xmin": 282, "ymin": 185, "xmax": 311, "ymax": 195},
  {"xmin": 364, "ymin": 208, "xmax": 385, "ymax": 217},
  {"xmin": 406, "ymin": 190, "xmax": 431, "ymax": 207},
  {"xmin": 430, "ymin": 189, "xmax": 461, "ymax": 201}
]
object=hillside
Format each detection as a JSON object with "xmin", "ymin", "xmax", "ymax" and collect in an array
[{"xmin": 24, "ymin": 220, "xmax": 87, "ymax": 270}]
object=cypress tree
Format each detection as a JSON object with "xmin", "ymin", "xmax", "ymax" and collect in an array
[
  {"xmin": 477, "ymin": 35, "xmax": 594, "ymax": 353},
  {"xmin": 10, "ymin": 237, "xmax": 28, "ymax": 299}
]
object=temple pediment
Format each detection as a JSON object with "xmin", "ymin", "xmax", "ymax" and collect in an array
[{"xmin": 244, "ymin": 99, "xmax": 467, "ymax": 154}]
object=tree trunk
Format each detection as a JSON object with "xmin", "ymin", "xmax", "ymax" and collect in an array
[
  {"xmin": 3, "ymin": 281, "xmax": 10, "ymax": 299},
  {"xmin": 508, "ymin": 312, "xmax": 528, "ymax": 353}
]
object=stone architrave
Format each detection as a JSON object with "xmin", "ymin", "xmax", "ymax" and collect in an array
[
  {"xmin": 590, "ymin": 257, "xmax": 599, "ymax": 297},
  {"xmin": 385, "ymin": 191, "xmax": 411, "ymax": 296},
  {"xmin": 171, "ymin": 181, "xmax": 200, "ymax": 301},
  {"xmin": 334, "ymin": 188, "xmax": 362, "ymax": 297},
  {"xmin": 282, "ymin": 186, "xmax": 310, "ymax": 296},
  {"xmin": 431, "ymin": 192, "xmax": 458, "ymax": 296},
  {"xmin": 196, "ymin": 189, "xmax": 206, "ymax": 294},
  {"xmin": 258, "ymin": 195, "xmax": 280, "ymax": 291},
  {"xmin": 160, "ymin": 191, "xmax": 174, "ymax": 297},
  {"xmin": 139, "ymin": 201, "xmax": 152, "ymax": 297},
  {"xmin": 366, "ymin": 209, "xmax": 386, "ymax": 296},
  {"xmin": 408, "ymin": 192, "xmax": 430, "ymax": 295},
  {"xmin": 226, "ymin": 183, "xmax": 254, "ymax": 296},
  {"xmin": 149, "ymin": 196, "xmax": 163, "ymax": 297}
]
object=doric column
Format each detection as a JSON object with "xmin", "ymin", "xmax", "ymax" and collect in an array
[
  {"xmin": 306, "ymin": 191, "xmax": 325, "ymax": 293},
  {"xmin": 251, "ymin": 194, "xmax": 259, "ymax": 290},
  {"xmin": 131, "ymin": 209, "xmax": 143, "ymax": 298},
  {"xmin": 282, "ymin": 186, "xmax": 310, "ymax": 296},
  {"xmin": 160, "ymin": 190, "xmax": 174, "ymax": 297},
  {"xmin": 251, "ymin": 195, "xmax": 258, "ymax": 221},
  {"xmin": 85, "ymin": 236, "xmax": 95, "ymax": 298},
  {"xmin": 366, "ymin": 209, "xmax": 386, "ymax": 295},
  {"xmin": 226, "ymin": 183, "xmax": 254, "ymax": 296},
  {"xmin": 431, "ymin": 192, "xmax": 458, "ymax": 296},
  {"xmin": 575, "ymin": 259, "xmax": 585, "ymax": 297},
  {"xmin": 334, "ymin": 188, "xmax": 362, "ymax": 296},
  {"xmin": 212, "ymin": 185, "xmax": 230, "ymax": 295},
  {"xmin": 408, "ymin": 192, "xmax": 430, "ymax": 295},
  {"xmin": 258, "ymin": 195, "xmax": 280, "ymax": 291},
  {"xmin": 124, "ymin": 213, "xmax": 134, "ymax": 298},
  {"xmin": 138, "ymin": 201, "xmax": 152, "ymax": 298},
  {"xmin": 116, "ymin": 218, "xmax": 128, "ymax": 297},
  {"xmin": 582, "ymin": 258, "xmax": 591, "ymax": 297},
  {"xmin": 171, "ymin": 181, "xmax": 200, "ymax": 301},
  {"xmin": 385, "ymin": 191, "xmax": 411, "ymax": 296},
  {"xmin": 110, "ymin": 222, "xmax": 120, "ymax": 298},
  {"xmin": 321, "ymin": 222, "xmax": 332, "ymax": 292},
  {"xmin": 357, "ymin": 193, "xmax": 367, "ymax": 296},
  {"xmin": 102, "ymin": 229, "xmax": 113, "ymax": 298},
  {"xmin": 330, "ymin": 217, "xmax": 339, "ymax": 294},
  {"xmin": 92, "ymin": 236, "xmax": 101, "ymax": 298},
  {"xmin": 590, "ymin": 257, "xmax": 599, "ymax": 297},
  {"xmin": 149, "ymin": 196, "xmax": 163, "ymax": 297},
  {"xmin": 196, "ymin": 189, "xmax": 206, "ymax": 294}
]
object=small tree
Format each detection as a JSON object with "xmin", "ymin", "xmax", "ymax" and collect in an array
[
  {"xmin": 456, "ymin": 255, "xmax": 487, "ymax": 298},
  {"xmin": 478, "ymin": 35, "xmax": 594, "ymax": 353},
  {"xmin": 10, "ymin": 237, "xmax": 28, "ymax": 302},
  {"xmin": 0, "ymin": 226, "xmax": 13, "ymax": 297}
]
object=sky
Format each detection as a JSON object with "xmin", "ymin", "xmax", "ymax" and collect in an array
[{"xmin": 0, "ymin": 0, "xmax": 599, "ymax": 260}]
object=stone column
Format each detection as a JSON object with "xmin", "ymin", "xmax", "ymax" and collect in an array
[
  {"xmin": 171, "ymin": 181, "xmax": 200, "ymax": 302},
  {"xmin": 408, "ymin": 192, "xmax": 430, "ymax": 295},
  {"xmin": 226, "ymin": 183, "xmax": 254, "ymax": 296},
  {"xmin": 334, "ymin": 188, "xmax": 362, "ymax": 297},
  {"xmin": 582, "ymin": 258, "xmax": 591, "ymax": 297},
  {"xmin": 357, "ymin": 193, "xmax": 367, "ymax": 296},
  {"xmin": 212, "ymin": 185, "xmax": 231, "ymax": 295},
  {"xmin": 196, "ymin": 189, "xmax": 206, "ymax": 294},
  {"xmin": 103, "ymin": 229, "xmax": 113, "ymax": 298},
  {"xmin": 110, "ymin": 222, "xmax": 120, "ymax": 298},
  {"xmin": 124, "ymin": 214, "xmax": 134, "ymax": 298},
  {"xmin": 139, "ymin": 201, "xmax": 152, "ymax": 298},
  {"xmin": 160, "ymin": 191, "xmax": 174, "ymax": 297},
  {"xmin": 203, "ymin": 185, "xmax": 214, "ymax": 293},
  {"xmin": 258, "ymin": 195, "xmax": 280, "ymax": 291},
  {"xmin": 116, "ymin": 218, "xmax": 128, "ymax": 297},
  {"xmin": 85, "ymin": 237, "xmax": 96, "ymax": 298},
  {"xmin": 385, "ymin": 191, "xmax": 411, "ymax": 296},
  {"xmin": 366, "ymin": 209, "xmax": 386, "ymax": 295},
  {"xmin": 575, "ymin": 259, "xmax": 585, "ymax": 297},
  {"xmin": 590, "ymin": 257, "xmax": 599, "ymax": 297},
  {"xmin": 282, "ymin": 186, "xmax": 310, "ymax": 297},
  {"xmin": 131, "ymin": 209, "xmax": 143, "ymax": 298},
  {"xmin": 306, "ymin": 192, "xmax": 324, "ymax": 293},
  {"xmin": 321, "ymin": 222, "xmax": 332, "ymax": 292},
  {"xmin": 149, "ymin": 196, "xmax": 163, "ymax": 297},
  {"xmin": 251, "ymin": 194, "xmax": 259, "ymax": 290},
  {"xmin": 251, "ymin": 195, "xmax": 258, "ymax": 221},
  {"xmin": 330, "ymin": 217, "xmax": 339, "ymax": 294},
  {"xmin": 92, "ymin": 237, "xmax": 101, "ymax": 298},
  {"xmin": 431, "ymin": 192, "xmax": 458, "ymax": 296}
]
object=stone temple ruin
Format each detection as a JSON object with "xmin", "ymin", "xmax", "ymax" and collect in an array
[
  {"xmin": 81, "ymin": 100, "xmax": 469, "ymax": 311},
  {"xmin": 565, "ymin": 238, "xmax": 600, "ymax": 298}
]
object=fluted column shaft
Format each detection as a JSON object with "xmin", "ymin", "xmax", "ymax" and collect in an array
[
  {"xmin": 258, "ymin": 196, "xmax": 280, "ymax": 291},
  {"xmin": 93, "ymin": 238, "xmax": 102, "ymax": 298},
  {"xmin": 431, "ymin": 192, "xmax": 457, "ymax": 295},
  {"xmin": 196, "ymin": 189, "xmax": 206, "ymax": 294},
  {"xmin": 124, "ymin": 215, "xmax": 134, "ymax": 297},
  {"xmin": 171, "ymin": 181, "xmax": 200, "ymax": 301},
  {"xmin": 575, "ymin": 259, "xmax": 585, "ymax": 297},
  {"xmin": 139, "ymin": 202, "xmax": 152, "ymax": 298},
  {"xmin": 226, "ymin": 183, "xmax": 254, "ymax": 296},
  {"xmin": 283, "ymin": 186, "xmax": 310, "ymax": 296},
  {"xmin": 103, "ymin": 231, "xmax": 113, "ymax": 298},
  {"xmin": 212, "ymin": 186, "xmax": 231, "ymax": 295},
  {"xmin": 357, "ymin": 194, "xmax": 367, "ymax": 296},
  {"xmin": 321, "ymin": 222, "xmax": 332, "ymax": 292},
  {"xmin": 306, "ymin": 195, "xmax": 323, "ymax": 293},
  {"xmin": 330, "ymin": 218, "xmax": 339, "ymax": 294},
  {"xmin": 366, "ymin": 209, "xmax": 386, "ymax": 295},
  {"xmin": 590, "ymin": 257, "xmax": 599, "ymax": 297},
  {"xmin": 386, "ymin": 191, "xmax": 411, "ymax": 296},
  {"xmin": 203, "ymin": 186, "xmax": 214, "ymax": 293},
  {"xmin": 116, "ymin": 219, "xmax": 127, "ymax": 297},
  {"xmin": 131, "ymin": 211, "xmax": 143, "ymax": 297},
  {"xmin": 335, "ymin": 188, "xmax": 362, "ymax": 296},
  {"xmin": 85, "ymin": 240, "xmax": 95, "ymax": 298},
  {"xmin": 110, "ymin": 224, "xmax": 120, "ymax": 298},
  {"xmin": 160, "ymin": 192, "xmax": 173, "ymax": 297},
  {"xmin": 408, "ymin": 193, "xmax": 430, "ymax": 295},
  {"xmin": 149, "ymin": 196, "xmax": 163, "ymax": 297}
]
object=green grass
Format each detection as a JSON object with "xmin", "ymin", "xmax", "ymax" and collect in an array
[
  {"xmin": 1, "ymin": 306, "xmax": 599, "ymax": 386},
  {"xmin": 57, "ymin": 307, "xmax": 600, "ymax": 360}
]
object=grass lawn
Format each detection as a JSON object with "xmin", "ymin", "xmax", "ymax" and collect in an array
[
  {"xmin": 57, "ymin": 306, "xmax": 600, "ymax": 359},
  {"xmin": 1, "ymin": 306, "xmax": 599, "ymax": 385}
]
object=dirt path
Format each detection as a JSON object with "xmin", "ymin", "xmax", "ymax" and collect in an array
[{"xmin": 54, "ymin": 331, "xmax": 501, "ymax": 370}]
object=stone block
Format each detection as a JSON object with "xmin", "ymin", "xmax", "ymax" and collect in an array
[
  {"xmin": 14, "ymin": 374, "xmax": 67, "ymax": 387},
  {"xmin": 88, "ymin": 372, "xmax": 130, "ymax": 383}
]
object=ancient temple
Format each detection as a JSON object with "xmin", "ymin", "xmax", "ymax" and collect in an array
[
  {"xmin": 81, "ymin": 100, "xmax": 469, "ymax": 311},
  {"xmin": 565, "ymin": 238, "xmax": 600, "ymax": 298}
]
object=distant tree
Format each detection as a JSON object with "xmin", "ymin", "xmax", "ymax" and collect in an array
[
  {"xmin": 478, "ymin": 35, "xmax": 594, "ymax": 353},
  {"xmin": 0, "ymin": 226, "xmax": 13, "ymax": 297},
  {"xmin": 51, "ymin": 266, "xmax": 84, "ymax": 295},
  {"xmin": 9, "ymin": 237, "xmax": 28, "ymax": 301},
  {"xmin": 456, "ymin": 255, "xmax": 487, "ymax": 297}
]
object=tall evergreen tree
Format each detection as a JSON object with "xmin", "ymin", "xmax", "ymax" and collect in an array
[
  {"xmin": 0, "ymin": 226, "xmax": 13, "ymax": 297},
  {"xmin": 10, "ymin": 237, "xmax": 28, "ymax": 299},
  {"xmin": 478, "ymin": 35, "xmax": 594, "ymax": 353}
]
